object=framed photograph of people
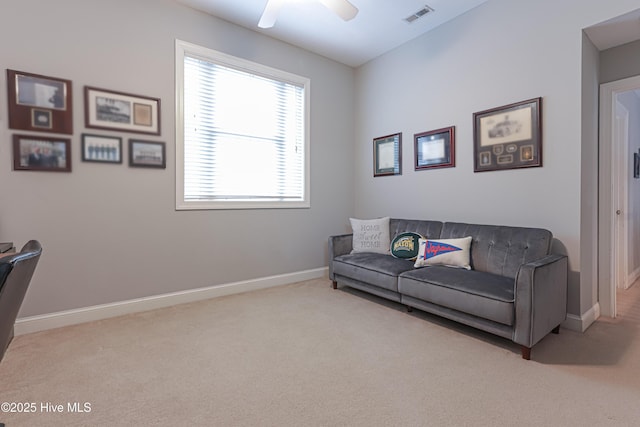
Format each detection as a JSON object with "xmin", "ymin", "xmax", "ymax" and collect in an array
[
  {"xmin": 85, "ymin": 86, "xmax": 161, "ymax": 135},
  {"xmin": 473, "ymin": 97, "xmax": 542, "ymax": 172},
  {"xmin": 414, "ymin": 126, "xmax": 455, "ymax": 170},
  {"xmin": 82, "ymin": 134, "xmax": 123, "ymax": 164},
  {"xmin": 13, "ymin": 134, "xmax": 72, "ymax": 172},
  {"xmin": 7, "ymin": 69, "xmax": 73, "ymax": 134},
  {"xmin": 373, "ymin": 132, "xmax": 402, "ymax": 177},
  {"xmin": 129, "ymin": 140, "xmax": 166, "ymax": 168}
]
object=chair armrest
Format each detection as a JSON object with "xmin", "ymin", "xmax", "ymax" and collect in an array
[
  {"xmin": 328, "ymin": 234, "xmax": 353, "ymax": 280},
  {"xmin": 513, "ymin": 254, "xmax": 568, "ymax": 348}
]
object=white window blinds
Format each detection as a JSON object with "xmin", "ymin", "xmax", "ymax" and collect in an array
[{"xmin": 176, "ymin": 41, "xmax": 310, "ymax": 210}]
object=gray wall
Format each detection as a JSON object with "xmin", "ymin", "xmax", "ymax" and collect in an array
[
  {"xmin": 4, "ymin": 0, "xmax": 640, "ymax": 325},
  {"xmin": 601, "ymin": 39, "xmax": 640, "ymax": 84},
  {"xmin": 0, "ymin": 0, "xmax": 355, "ymax": 317},
  {"xmin": 580, "ymin": 33, "xmax": 600, "ymax": 317},
  {"xmin": 354, "ymin": 0, "xmax": 640, "ymax": 322}
]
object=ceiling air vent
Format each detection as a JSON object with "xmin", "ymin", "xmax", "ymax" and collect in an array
[{"xmin": 404, "ymin": 5, "xmax": 434, "ymax": 23}]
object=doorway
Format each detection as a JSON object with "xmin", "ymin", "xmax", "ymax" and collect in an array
[{"xmin": 599, "ymin": 75, "xmax": 640, "ymax": 317}]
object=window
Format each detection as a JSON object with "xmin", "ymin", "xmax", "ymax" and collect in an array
[{"xmin": 175, "ymin": 40, "xmax": 310, "ymax": 210}]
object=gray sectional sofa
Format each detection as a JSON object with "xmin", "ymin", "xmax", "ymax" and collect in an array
[{"xmin": 328, "ymin": 219, "xmax": 568, "ymax": 360}]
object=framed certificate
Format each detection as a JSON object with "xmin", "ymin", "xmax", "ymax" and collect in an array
[
  {"xmin": 373, "ymin": 133, "xmax": 402, "ymax": 177},
  {"xmin": 414, "ymin": 126, "xmax": 455, "ymax": 170}
]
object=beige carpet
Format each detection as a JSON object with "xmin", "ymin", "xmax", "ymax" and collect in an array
[{"xmin": 1, "ymin": 278, "xmax": 639, "ymax": 426}]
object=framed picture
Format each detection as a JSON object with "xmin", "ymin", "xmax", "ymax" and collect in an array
[
  {"xmin": 13, "ymin": 134, "xmax": 71, "ymax": 172},
  {"xmin": 7, "ymin": 69, "xmax": 73, "ymax": 134},
  {"xmin": 414, "ymin": 126, "xmax": 455, "ymax": 170},
  {"xmin": 373, "ymin": 132, "xmax": 402, "ymax": 177},
  {"xmin": 129, "ymin": 140, "xmax": 166, "ymax": 168},
  {"xmin": 473, "ymin": 97, "xmax": 542, "ymax": 172},
  {"xmin": 85, "ymin": 86, "xmax": 160, "ymax": 135},
  {"xmin": 82, "ymin": 134, "xmax": 122, "ymax": 164},
  {"xmin": 634, "ymin": 151, "xmax": 639, "ymax": 179}
]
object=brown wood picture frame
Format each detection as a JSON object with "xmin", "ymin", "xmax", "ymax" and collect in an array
[
  {"xmin": 13, "ymin": 134, "xmax": 72, "ymax": 172},
  {"xmin": 85, "ymin": 86, "xmax": 161, "ymax": 135},
  {"xmin": 414, "ymin": 126, "xmax": 455, "ymax": 170},
  {"xmin": 473, "ymin": 97, "xmax": 542, "ymax": 172},
  {"xmin": 7, "ymin": 69, "xmax": 73, "ymax": 134}
]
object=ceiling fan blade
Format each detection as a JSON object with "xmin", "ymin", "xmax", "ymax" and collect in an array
[
  {"xmin": 318, "ymin": 0, "xmax": 359, "ymax": 21},
  {"xmin": 258, "ymin": 0, "xmax": 285, "ymax": 29}
]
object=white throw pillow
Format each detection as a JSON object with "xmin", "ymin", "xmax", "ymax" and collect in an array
[
  {"xmin": 414, "ymin": 236, "xmax": 472, "ymax": 270},
  {"xmin": 350, "ymin": 217, "xmax": 391, "ymax": 254}
]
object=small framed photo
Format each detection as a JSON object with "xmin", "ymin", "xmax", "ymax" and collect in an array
[
  {"xmin": 473, "ymin": 97, "xmax": 542, "ymax": 172},
  {"xmin": 85, "ymin": 86, "xmax": 160, "ymax": 135},
  {"xmin": 414, "ymin": 126, "xmax": 455, "ymax": 170},
  {"xmin": 82, "ymin": 134, "xmax": 123, "ymax": 164},
  {"xmin": 31, "ymin": 109, "xmax": 52, "ymax": 129},
  {"xmin": 373, "ymin": 132, "xmax": 402, "ymax": 177},
  {"xmin": 7, "ymin": 69, "xmax": 73, "ymax": 134},
  {"xmin": 634, "ymin": 151, "xmax": 639, "ymax": 179},
  {"xmin": 13, "ymin": 134, "xmax": 72, "ymax": 172},
  {"xmin": 129, "ymin": 140, "xmax": 166, "ymax": 168}
]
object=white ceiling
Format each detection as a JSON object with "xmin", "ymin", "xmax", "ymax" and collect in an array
[
  {"xmin": 584, "ymin": 7, "xmax": 640, "ymax": 50},
  {"xmin": 175, "ymin": 0, "xmax": 640, "ymax": 67},
  {"xmin": 175, "ymin": 0, "xmax": 489, "ymax": 67}
]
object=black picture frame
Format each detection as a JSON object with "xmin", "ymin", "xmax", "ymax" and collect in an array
[
  {"xmin": 82, "ymin": 134, "xmax": 123, "ymax": 164},
  {"xmin": 373, "ymin": 132, "xmax": 402, "ymax": 177},
  {"xmin": 473, "ymin": 97, "xmax": 542, "ymax": 172},
  {"xmin": 7, "ymin": 69, "xmax": 73, "ymax": 134},
  {"xmin": 129, "ymin": 140, "xmax": 166, "ymax": 169},
  {"xmin": 414, "ymin": 126, "xmax": 455, "ymax": 170},
  {"xmin": 13, "ymin": 134, "xmax": 72, "ymax": 172}
]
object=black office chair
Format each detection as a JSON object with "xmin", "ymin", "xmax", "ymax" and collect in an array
[{"xmin": 0, "ymin": 240, "xmax": 42, "ymax": 362}]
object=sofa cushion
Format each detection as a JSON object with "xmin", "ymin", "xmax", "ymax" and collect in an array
[
  {"xmin": 389, "ymin": 219, "xmax": 443, "ymax": 240},
  {"xmin": 413, "ymin": 236, "xmax": 472, "ymax": 270},
  {"xmin": 333, "ymin": 253, "xmax": 414, "ymax": 292},
  {"xmin": 440, "ymin": 222, "xmax": 552, "ymax": 279},
  {"xmin": 398, "ymin": 266, "xmax": 515, "ymax": 325},
  {"xmin": 350, "ymin": 217, "xmax": 391, "ymax": 254}
]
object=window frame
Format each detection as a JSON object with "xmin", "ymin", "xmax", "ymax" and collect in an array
[{"xmin": 175, "ymin": 39, "xmax": 311, "ymax": 210}]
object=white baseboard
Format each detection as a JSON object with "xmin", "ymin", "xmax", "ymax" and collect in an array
[
  {"xmin": 626, "ymin": 267, "xmax": 640, "ymax": 290},
  {"xmin": 15, "ymin": 267, "xmax": 328, "ymax": 336},
  {"xmin": 563, "ymin": 302, "xmax": 600, "ymax": 332}
]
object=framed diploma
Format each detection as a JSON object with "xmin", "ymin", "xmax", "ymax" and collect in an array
[
  {"xmin": 373, "ymin": 132, "xmax": 402, "ymax": 177},
  {"xmin": 414, "ymin": 126, "xmax": 455, "ymax": 170}
]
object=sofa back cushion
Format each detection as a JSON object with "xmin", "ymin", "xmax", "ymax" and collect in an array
[
  {"xmin": 390, "ymin": 219, "xmax": 443, "ymax": 241},
  {"xmin": 440, "ymin": 222, "xmax": 552, "ymax": 279}
]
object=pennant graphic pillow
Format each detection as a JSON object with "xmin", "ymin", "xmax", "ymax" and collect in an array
[{"xmin": 413, "ymin": 236, "xmax": 472, "ymax": 270}]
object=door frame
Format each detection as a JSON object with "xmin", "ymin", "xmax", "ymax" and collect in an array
[
  {"xmin": 599, "ymin": 75, "xmax": 639, "ymax": 317},
  {"xmin": 614, "ymin": 100, "xmax": 629, "ymax": 291}
]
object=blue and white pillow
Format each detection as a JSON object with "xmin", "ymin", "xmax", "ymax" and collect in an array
[{"xmin": 414, "ymin": 236, "xmax": 472, "ymax": 270}]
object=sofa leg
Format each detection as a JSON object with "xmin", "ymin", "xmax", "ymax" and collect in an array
[
  {"xmin": 521, "ymin": 346, "xmax": 531, "ymax": 360},
  {"xmin": 552, "ymin": 325, "xmax": 560, "ymax": 334},
  {"xmin": 406, "ymin": 306, "xmax": 413, "ymax": 313},
  {"xmin": 332, "ymin": 280, "xmax": 337, "ymax": 289}
]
